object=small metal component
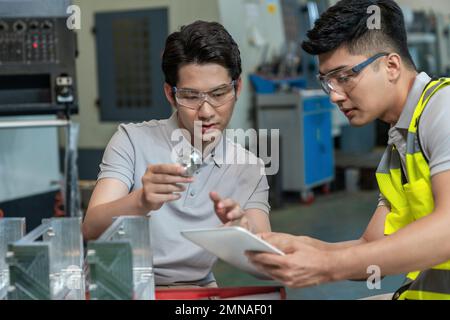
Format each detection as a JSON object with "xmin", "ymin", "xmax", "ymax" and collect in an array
[
  {"xmin": 117, "ymin": 225, "xmax": 126, "ymax": 237},
  {"xmin": 178, "ymin": 150, "xmax": 202, "ymax": 177}
]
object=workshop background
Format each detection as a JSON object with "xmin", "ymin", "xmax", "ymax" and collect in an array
[{"xmin": 1, "ymin": 0, "xmax": 449, "ymax": 300}]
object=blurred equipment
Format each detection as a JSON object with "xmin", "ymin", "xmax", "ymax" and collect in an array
[
  {"xmin": 298, "ymin": 1, "xmax": 321, "ymax": 87},
  {"xmin": 249, "ymin": 0, "xmax": 331, "ymax": 90},
  {"xmin": 436, "ymin": 13, "xmax": 450, "ymax": 75},
  {"xmin": 255, "ymin": 90, "xmax": 334, "ymax": 203},
  {"xmin": 261, "ymin": 0, "xmax": 331, "ymax": 87},
  {"xmin": 0, "ymin": 13, "xmax": 78, "ymax": 115},
  {"xmin": 403, "ymin": 8, "xmax": 450, "ymax": 77},
  {"xmin": 94, "ymin": 8, "xmax": 169, "ymax": 122},
  {"xmin": 0, "ymin": 0, "xmax": 81, "ymax": 221},
  {"xmin": 250, "ymin": 1, "xmax": 334, "ymax": 203},
  {"xmin": 340, "ymin": 123, "xmax": 376, "ymax": 155}
]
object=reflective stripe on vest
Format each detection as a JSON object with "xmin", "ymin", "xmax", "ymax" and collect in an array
[{"xmin": 375, "ymin": 77, "xmax": 450, "ymax": 300}]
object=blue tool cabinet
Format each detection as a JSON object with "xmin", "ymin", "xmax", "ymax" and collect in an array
[{"xmin": 255, "ymin": 90, "xmax": 335, "ymax": 203}]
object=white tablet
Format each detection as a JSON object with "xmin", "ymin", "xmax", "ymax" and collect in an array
[{"xmin": 181, "ymin": 226, "xmax": 284, "ymax": 280}]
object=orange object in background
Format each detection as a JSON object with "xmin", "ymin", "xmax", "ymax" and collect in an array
[
  {"xmin": 0, "ymin": 208, "xmax": 4, "ymax": 218},
  {"xmin": 54, "ymin": 191, "xmax": 65, "ymax": 217}
]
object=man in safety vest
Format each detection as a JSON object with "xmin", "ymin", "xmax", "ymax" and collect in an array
[{"xmin": 248, "ymin": 0, "xmax": 450, "ymax": 300}]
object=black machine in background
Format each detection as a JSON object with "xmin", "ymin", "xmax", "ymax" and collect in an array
[
  {"xmin": 0, "ymin": 0, "xmax": 81, "ymax": 220},
  {"xmin": 0, "ymin": 8, "xmax": 78, "ymax": 116}
]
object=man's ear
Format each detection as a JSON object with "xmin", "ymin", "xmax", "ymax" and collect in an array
[
  {"xmin": 385, "ymin": 53, "xmax": 402, "ymax": 82},
  {"xmin": 235, "ymin": 77, "xmax": 243, "ymax": 100},
  {"xmin": 164, "ymin": 83, "xmax": 177, "ymax": 107}
]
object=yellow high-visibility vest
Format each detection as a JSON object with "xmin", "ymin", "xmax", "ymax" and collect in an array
[{"xmin": 376, "ymin": 77, "xmax": 450, "ymax": 300}]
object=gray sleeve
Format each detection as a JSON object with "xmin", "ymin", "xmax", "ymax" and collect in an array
[
  {"xmin": 97, "ymin": 124, "xmax": 135, "ymax": 190},
  {"xmin": 419, "ymin": 86, "xmax": 450, "ymax": 177},
  {"xmin": 377, "ymin": 193, "xmax": 391, "ymax": 209},
  {"xmin": 243, "ymin": 161, "xmax": 271, "ymax": 214}
]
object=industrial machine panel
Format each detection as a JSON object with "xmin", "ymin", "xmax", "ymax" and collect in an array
[{"xmin": 94, "ymin": 8, "xmax": 170, "ymax": 122}]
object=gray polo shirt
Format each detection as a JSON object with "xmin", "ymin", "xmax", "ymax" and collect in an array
[
  {"xmin": 378, "ymin": 72, "xmax": 450, "ymax": 207},
  {"xmin": 97, "ymin": 112, "xmax": 270, "ymax": 285}
]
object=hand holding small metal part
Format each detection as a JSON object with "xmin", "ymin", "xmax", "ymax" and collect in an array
[{"xmin": 140, "ymin": 163, "xmax": 193, "ymax": 212}]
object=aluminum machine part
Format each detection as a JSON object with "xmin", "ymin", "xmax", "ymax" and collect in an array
[
  {"xmin": 6, "ymin": 217, "xmax": 84, "ymax": 300},
  {"xmin": 0, "ymin": 218, "xmax": 25, "ymax": 299},
  {"xmin": 87, "ymin": 216, "xmax": 155, "ymax": 300}
]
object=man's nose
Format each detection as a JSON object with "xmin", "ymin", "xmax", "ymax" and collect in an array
[
  {"xmin": 198, "ymin": 98, "xmax": 215, "ymax": 119},
  {"xmin": 329, "ymin": 89, "xmax": 347, "ymax": 104}
]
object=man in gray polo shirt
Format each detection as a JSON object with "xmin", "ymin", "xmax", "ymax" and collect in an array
[{"xmin": 83, "ymin": 21, "xmax": 271, "ymax": 286}]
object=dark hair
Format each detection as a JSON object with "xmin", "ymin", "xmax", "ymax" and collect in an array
[
  {"xmin": 302, "ymin": 0, "xmax": 416, "ymax": 69},
  {"xmin": 162, "ymin": 20, "xmax": 242, "ymax": 87}
]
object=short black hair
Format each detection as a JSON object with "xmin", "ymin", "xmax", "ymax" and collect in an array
[
  {"xmin": 162, "ymin": 20, "xmax": 242, "ymax": 87},
  {"xmin": 302, "ymin": 0, "xmax": 416, "ymax": 69}
]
